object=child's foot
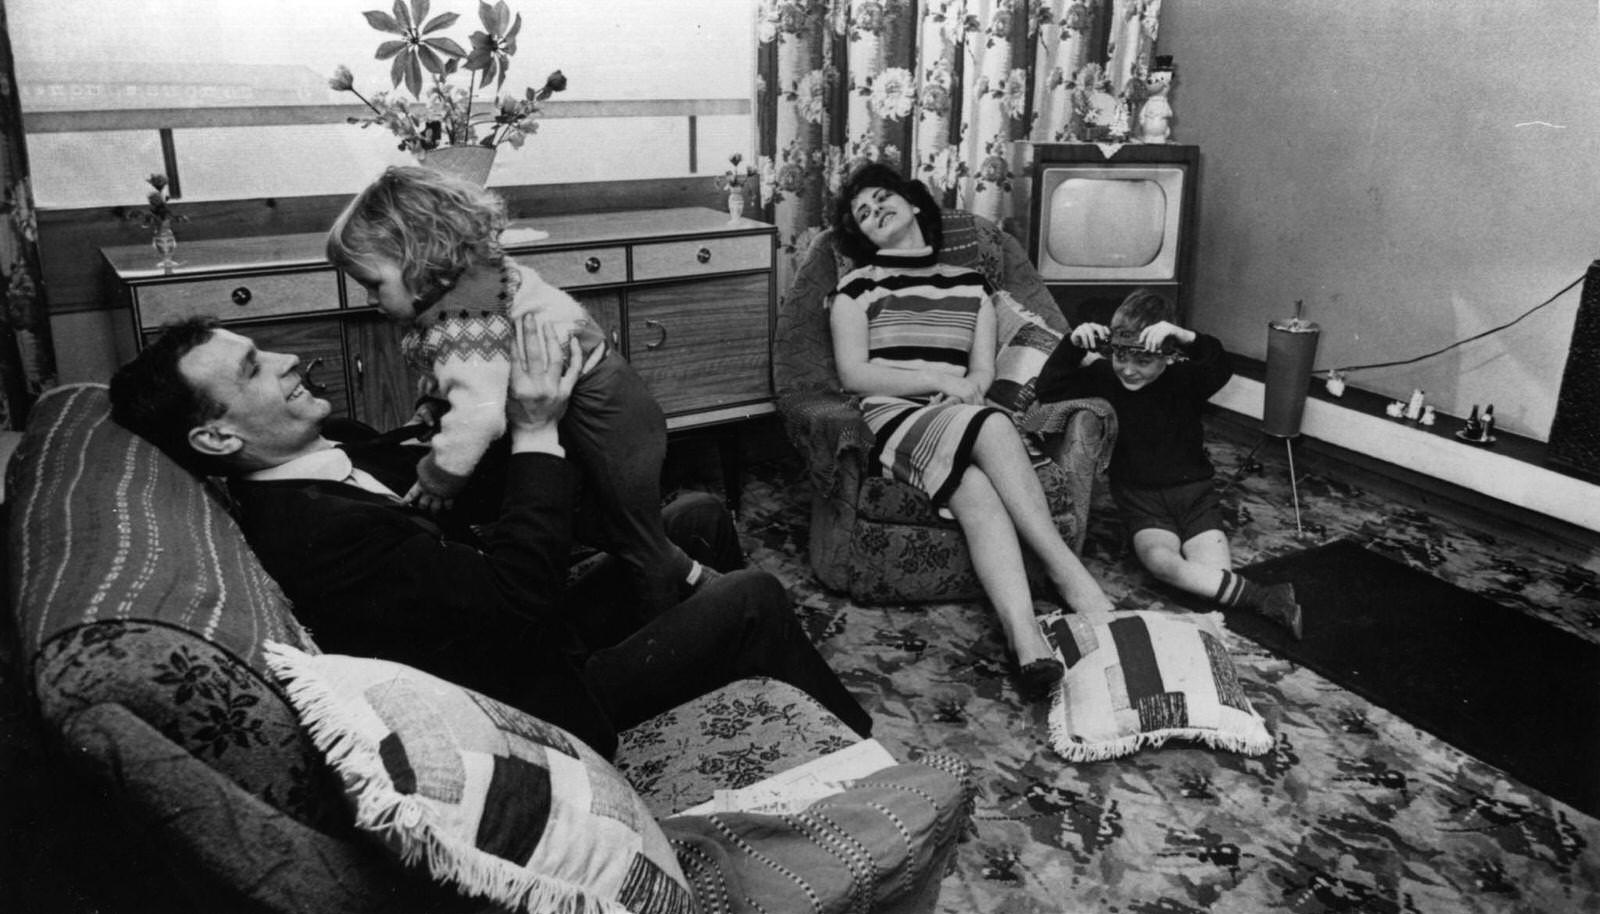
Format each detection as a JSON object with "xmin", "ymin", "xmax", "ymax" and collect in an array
[{"xmin": 1260, "ymin": 582, "xmax": 1304, "ymax": 639}]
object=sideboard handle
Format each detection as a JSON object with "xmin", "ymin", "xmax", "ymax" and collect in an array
[
  {"xmin": 696, "ymin": 247, "xmax": 712, "ymax": 264},
  {"xmin": 354, "ymin": 354, "xmax": 364, "ymax": 383},
  {"xmin": 644, "ymin": 319, "xmax": 668, "ymax": 350},
  {"xmin": 584, "ymin": 256, "xmax": 602, "ymax": 273},
  {"xmin": 231, "ymin": 287, "xmax": 252, "ymax": 306}
]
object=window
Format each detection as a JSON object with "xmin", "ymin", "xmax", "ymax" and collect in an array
[{"xmin": 11, "ymin": 0, "xmax": 756, "ymax": 208}]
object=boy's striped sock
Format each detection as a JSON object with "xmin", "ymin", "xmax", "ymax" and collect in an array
[
  {"xmin": 1214, "ymin": 570, "xmax": 1304, "ymax": 640},
  {"xmin": 1214, "ymin": 570, "xmax": 1260, "ymax": 608}
]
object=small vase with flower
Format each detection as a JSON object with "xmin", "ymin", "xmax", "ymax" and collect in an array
[
  {"xmin": 127, "ymin": 173, "xmax": 186, "ymax": 271},
  {"xmin": 718, "ymin": 153, "xmax": 757, "ymax": 222}
]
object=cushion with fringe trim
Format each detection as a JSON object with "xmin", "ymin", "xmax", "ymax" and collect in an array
[
  {"xmin": 1040, "ymin": 610, "xmax": 1273, "ymax": 762},
  {"xmin": 264, "ymin": 643, "xmax": 694, "ymax": 914}
]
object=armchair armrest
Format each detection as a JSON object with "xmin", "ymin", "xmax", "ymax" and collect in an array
[
  {"xmin": 777, "ymin": 390, "xmax": 874, "ymax": 497},
  {"xmin": 61, "ymin": 702, "xmax": 477, "ymax": 914},
  {"xmin": 1020, "ymin": 397, "xmax": 1118, "ymax": 475}
]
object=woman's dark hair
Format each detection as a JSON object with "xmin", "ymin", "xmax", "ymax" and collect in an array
[
  {"xmin": 108, "ymin": 316, "xmax": 236, "ymax": 478},
  {"xmin": 832, "ymin": 161, "xmax": 943, "ymax": 261}
]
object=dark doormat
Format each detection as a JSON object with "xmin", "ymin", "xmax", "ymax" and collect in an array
[{"xmin": 1217, "ymin": 539, "xmax": 1600, "ymax": 818}]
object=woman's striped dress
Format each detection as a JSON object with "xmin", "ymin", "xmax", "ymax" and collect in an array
[{"xmin": 832, "ymin": 253, "xmax": 1003, "ymax": 510}]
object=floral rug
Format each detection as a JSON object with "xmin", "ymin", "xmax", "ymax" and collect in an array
[{"xmin": 721, "ymin": 420, "xmax": 1600, "ymax": 914}]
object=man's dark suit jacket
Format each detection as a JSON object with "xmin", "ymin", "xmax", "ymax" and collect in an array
[{"xmin": 227, "ymin": 442, "xmax": 621, "ymax": 755}]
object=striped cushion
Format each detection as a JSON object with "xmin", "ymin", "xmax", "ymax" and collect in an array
[
  {"xmin": 660, "ymin": 753, "xmax": 974, "ymax": 913},
  {"xmin": 1042, "ymin": 610, "xmax": 1274, "ymax": 762},
  {"xmin": 266, "ymin": 644, "xmax": 695, "ymax": 914}
]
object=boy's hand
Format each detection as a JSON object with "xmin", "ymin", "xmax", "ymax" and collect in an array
[
  {"xmin": 1069, "ymin": 323, "xmax": 1109, "ymax": 350},
  {"xmin": 1139, "ymin": 321, "xmax": 1196, "ymax": 351}
]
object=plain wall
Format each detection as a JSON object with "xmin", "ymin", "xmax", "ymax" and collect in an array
[{"xmin": 1159, "ymin": 1, "xmax": 1600, "ymax": 439}]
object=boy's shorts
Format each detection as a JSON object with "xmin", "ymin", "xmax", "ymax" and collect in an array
[{"xmin": 1111, "ymin": 478, "xmax": 1225, "ymax": 543}]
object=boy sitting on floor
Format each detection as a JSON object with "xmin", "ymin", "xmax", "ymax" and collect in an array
[{"xmin": 1036, "ymin": 288, "xmax": 1303, "ymax": 638}]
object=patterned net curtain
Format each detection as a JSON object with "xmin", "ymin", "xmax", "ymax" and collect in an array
[
  {"xmin": 0, "ymin": 0, "xmax": 57, "ymax": 430},
  {"xmin": 755, "ymin": 0, "xmax": 1165, "ymax": 295}
]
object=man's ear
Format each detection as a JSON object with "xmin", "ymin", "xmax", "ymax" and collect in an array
[{"xmin": 188, "ymin": 423, "xmax": 243, "ymax": 458}]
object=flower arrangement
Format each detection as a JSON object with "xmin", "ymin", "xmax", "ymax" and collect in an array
[
  {"xmin": 329, "ymin": 0, "xmax": 566, "ymax": 154},
  {"xmin": 718, "ymin": 153, "xmax": 758, "ymax": 191},
  {"xmin": 126, "ymin": 173, "xmax": 186, "ymax": 229}
]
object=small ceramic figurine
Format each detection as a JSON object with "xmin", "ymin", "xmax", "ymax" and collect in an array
[
  {"xmin": 1405, "ymin": 388, "xmax": 1425, "ymax": 421},
  {"xmin": 1138, "ymin": 94, "xmax": 1172, "ymax": 143},
  {"xmin": 1480, "ymin": 404, "xmax": 1495, "ymax": 440},
  {"xmin": 1463, "ymin": 405, "xmax": 1483, "ymax": 439}
]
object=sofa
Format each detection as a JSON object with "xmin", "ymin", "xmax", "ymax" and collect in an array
[
  {"xmin": 772, "ymin": 210, "xmax": 1115, "ymax": 604},
  {"xmin": 2, "ymin": 383, "xmax": 972, "ymax": 913}
]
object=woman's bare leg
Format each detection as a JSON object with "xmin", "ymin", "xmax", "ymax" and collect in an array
[
  {"xmin": 946, "ymin": 466, "xmax": 1055, "ymax": 666},
  {"xmin": 968, "ymin": 418, "xmax": 1115, "ymax": 615}
]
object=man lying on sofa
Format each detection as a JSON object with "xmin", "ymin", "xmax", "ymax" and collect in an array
[{"xmin": 107, "ymin": 314, "xmax": 872, "ymax": 758}]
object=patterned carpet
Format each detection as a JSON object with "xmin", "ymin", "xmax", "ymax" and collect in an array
[{"xmin": 718, "ymin": 416, "xmax": 1600, "ymax": 914}]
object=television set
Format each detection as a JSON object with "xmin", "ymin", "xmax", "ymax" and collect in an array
[{"xmin": 1027, "ymin": 143, "xmax": 1199, "ymax": 326}]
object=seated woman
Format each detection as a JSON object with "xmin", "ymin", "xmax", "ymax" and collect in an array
[{"xmin": 828, "ymin": 162, "xmax": 1116, "ymax": 699}]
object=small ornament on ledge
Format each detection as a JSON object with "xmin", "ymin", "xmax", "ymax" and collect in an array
[{"xmin": 1455, "ymin": 402, "xmax": 1498, "ymax": 445}]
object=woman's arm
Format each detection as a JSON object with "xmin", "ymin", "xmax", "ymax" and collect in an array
[
  {"xmin": 829, "ymin": 293, "xmax": 961, "ymax": 399},
  {"xmin": 964, "ymin": 299, "xmax": 997, "ymax": 401}
]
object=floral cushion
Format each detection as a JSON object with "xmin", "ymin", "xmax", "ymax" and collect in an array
[
  {"xmin": 612, "ymin": 678, "xmax": 860, "ymax": 818},
  {"xmin": 265, "ymin": 643, "xmax": 695, "ymax": 914},
  {"xmin": 1041, "ymin": 610, "xmax": 1274, "ymax": 762}
]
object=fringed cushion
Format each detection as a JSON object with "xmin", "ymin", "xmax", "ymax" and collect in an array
[
  {"xmin": 1041, "ymin": 610, "xmax": 1273, "ymax": 762},
  {"xmin": 265, "ymin": 643, "xmax": 694, "ymax": 914}
]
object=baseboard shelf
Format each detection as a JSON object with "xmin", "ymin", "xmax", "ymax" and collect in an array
[{"xmin": 1209, "ymin": 368, "xmax": 1600, "ymax": 536}]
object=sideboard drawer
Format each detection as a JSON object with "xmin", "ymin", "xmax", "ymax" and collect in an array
[
  {"xmin": 519, "ymin": 246, "xmax": 628, "ymax": 288},
  {"xmin": 632, "ymin": 235, "xmax": 770, "ymax": 282},
  {"xmin": 136, "ymin": 270, "xmax": 340, "ymax": 329}
]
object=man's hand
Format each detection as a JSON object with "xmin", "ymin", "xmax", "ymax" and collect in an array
[{"xmin": 507, "ymin": 315, "xmax": 582, "ymax": 446}]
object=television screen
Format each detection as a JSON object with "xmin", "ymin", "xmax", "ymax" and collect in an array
[{"xmin": 1035, "ymin": 165, "xmax": 1186, "ymax": 282}]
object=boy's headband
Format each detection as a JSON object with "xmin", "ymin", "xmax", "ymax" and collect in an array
[{"xmin": 1097, "ymin": 328, "xmax": 1186, "ymax": 361}]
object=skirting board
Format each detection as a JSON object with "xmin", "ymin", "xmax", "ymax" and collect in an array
[{"xmin": 1209, "ymin": 375, "xmax": 1600, "ymax": 534}]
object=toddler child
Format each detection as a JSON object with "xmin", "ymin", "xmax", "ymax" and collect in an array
[
  {"xmin": 327, "ymin": 165, "xmax": 707, "ymax": 618},
  {"xmin": 1035, "ymin": 288, "xmax": 1303, "ymax": 638}
]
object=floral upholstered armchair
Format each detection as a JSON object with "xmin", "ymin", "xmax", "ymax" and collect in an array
[{"xmin": 774, "ymin": 210, "xmax": 1116, "ymax": 604}]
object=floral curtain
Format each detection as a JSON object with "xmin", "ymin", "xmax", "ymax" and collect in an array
[
  {"xmin": 0, "ymin": 0, "xmax": 57, "ymax": 430},
  {"xmin": 755, "ymin": 0, "xmax": 1166, "ymax": 293}
]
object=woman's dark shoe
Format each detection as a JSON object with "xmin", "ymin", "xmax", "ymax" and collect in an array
[{"xmin": 1017, "ymin": 657, "xmax": 1064, "ymax": 701}]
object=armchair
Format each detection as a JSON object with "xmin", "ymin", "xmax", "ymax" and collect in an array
[{"xmin": 774, "ymin": 211, "xmax": 1116, "ymax": 604}]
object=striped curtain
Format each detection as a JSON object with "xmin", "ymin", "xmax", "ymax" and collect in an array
[
  {"xmin": 755, "ymin": 0, "xmax": 1166, "ymax": 295},
  {"xmin": 0, "ymin": 0, "xmax": 57, "ymax": 430}
]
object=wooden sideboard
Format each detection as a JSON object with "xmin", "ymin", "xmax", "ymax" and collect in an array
[{"xmin": 102, "ymin": 208, "xmax": 779, "ymax": 441}]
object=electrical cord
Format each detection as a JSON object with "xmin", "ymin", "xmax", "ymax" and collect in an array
[{"xmin": 1314, "ymin": 273, "xmax": 1585, "ymax": 379}]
